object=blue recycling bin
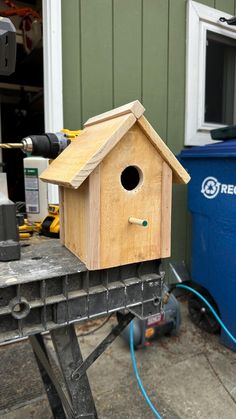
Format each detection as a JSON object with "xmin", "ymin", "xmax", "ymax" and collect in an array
[{"xmin": 179, "ymin": 140, "xmax": 236, "ymax": 351}]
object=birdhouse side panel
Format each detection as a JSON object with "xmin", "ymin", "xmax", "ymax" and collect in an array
[
  {"xmin": 99, "ymin": 124, "xmax": 163, "ymax": 269},
  {"xmin": 62, "ymin": 179, "xmax": 89, "ymax": 264},
  {"xmin": 160, "ymin": 162, "xmax": 172, "ymax": 258},
  {"xmin": 86, "ymin": 166, "xmax": 101, "ymax": 270},
  {"xmin": 59, "ymin": 186, "xmax": 65, "ymax": 245}
]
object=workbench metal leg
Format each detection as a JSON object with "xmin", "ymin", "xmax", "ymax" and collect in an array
[
  {"xmin": 51, "ymin": 324, "xmax": 98, "ymax": 419},
  {"xmin": 30, "ymin": 313, "xmax": 134, "ymax": 418},
  {"xmin": 30, "ymin": 334, "xmax": 74, "ymax": 419},
  {"xmin": 30, "ymin": 334, "xmax": 67, "ymax": 419}
]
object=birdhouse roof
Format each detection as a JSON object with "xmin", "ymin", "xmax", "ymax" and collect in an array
[{"xmin": 40, "ymin": 100, "xmax": 190, "ymax": 188}]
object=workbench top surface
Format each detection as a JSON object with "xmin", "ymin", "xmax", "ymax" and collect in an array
[{"xmin": 0, "ymin": 238, "xmax": 86, "ymax": 288}]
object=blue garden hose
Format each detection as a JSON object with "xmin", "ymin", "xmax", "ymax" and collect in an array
[
  {"xmin": 130, "ymin": 283, "xmax": 236, "ymax": 418},
  {"xmin": 176, "ymin": 284, "xmax": 236, "ymax": 345},
  {"xmin": 130, "ymin": 320, "xmax": 163, "ymax": 419}
]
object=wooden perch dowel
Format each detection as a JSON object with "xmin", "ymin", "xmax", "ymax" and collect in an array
[{"xmin": 128, "ymin": 217, "xmax": 148, "ymax": 227}]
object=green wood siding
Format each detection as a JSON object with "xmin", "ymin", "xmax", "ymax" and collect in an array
[
  {"xmin": 80, "ymin": 0, "xmax": 113, "ymax": 123},
  {"xmin": 113, "ymin": 0, "xmax": 142, "ymax": 106},
  {"xmin": 143, "ymin": 0, "xmax": 168, "ymax": 139},
  {"xmin": 216, "ymin": 0, "xmax": 234, "ymax": 13},
  {"xmin": 61, "ymin": 0, "xmax": 236, "ymax": 267},
  {"xmin": 62, "ymin": 0, "xmax": 82, "ymax": 129}
]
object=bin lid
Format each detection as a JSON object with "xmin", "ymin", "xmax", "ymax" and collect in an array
[{"xmin": 179, "ymin": 139, "xmax": 236, "ymax": 158}]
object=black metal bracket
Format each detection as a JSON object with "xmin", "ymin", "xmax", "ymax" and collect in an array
[
  {"xmin": 220, "ymin": 16, "xmax": 236, "ymax": 25},
  {"xmin": 71, "ymin": 311, "xmax": 134, "ymax": 381}
]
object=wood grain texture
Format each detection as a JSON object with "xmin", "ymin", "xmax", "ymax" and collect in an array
[
  {"xmin": 137, "ymin": 116, "xmax": 190, "ymax": 184},
  {"xmin": 40, "ymin": 113, "xmax": 136, "ymax": 188},
  {"xmin": 59, "ymin": 186, "xmax": 65, "ymax": 245},
  {"xmin": 86, "ymin": 166, "xmax": 101, "ymax": 270},
  {"xmin": 160, "ymin": 162, "xmax": 172, "ymax": 258},
  {"xmin": 63, "ymin": 180, "xmax": 89, "ymax": 265},
  {"xmin": 84, "ymin": 100, "xmax": 145, "ymax": 127},
  {"xmin": 99, "ymin": 124, "xmax": 163, "ymax": 269}
]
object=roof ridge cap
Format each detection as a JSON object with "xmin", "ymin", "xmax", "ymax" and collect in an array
[{"xmin": 84, "ymin": 100, "xmax": 145, "ymax": 128}]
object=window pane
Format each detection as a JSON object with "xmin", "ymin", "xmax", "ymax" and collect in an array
[{"xmin": 205, "ymin": 30, "xmax": 236, "ymax": 125}]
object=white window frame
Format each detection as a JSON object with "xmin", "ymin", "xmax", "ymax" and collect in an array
[
  {"xmin": 43, "ymin": 0, "xmax": 63, "ymax": 133},
  {"xmin": 42, "ymin": 0, "xmax": 63, "ymax": 203},
  {"xmin": 185, "ymin": 0, "xmax": 236, "ymax": 145}
]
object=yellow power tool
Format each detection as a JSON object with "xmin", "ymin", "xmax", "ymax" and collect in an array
[
  {"xmin": 2, "ymin": 129, "xmax": 82, "ymax": 238},
  {"xmin": 38, "ymin": 130, "xmax": 81, "ymax": 238},
  {"xmin": 0, "ymin": 129, "xmax": 81, "ymax": 158},
  {"xmin": 40, "ymin": 204, "xmax": 60, "ymax": 238}
]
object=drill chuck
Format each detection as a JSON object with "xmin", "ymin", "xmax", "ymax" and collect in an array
[
  {"xmin": 21, "ymin": 132, "xmax": 70, "ymax": 158},
  {"xmin": 0, "ymin": 129, "xmax": 81, "ymax": 158}
]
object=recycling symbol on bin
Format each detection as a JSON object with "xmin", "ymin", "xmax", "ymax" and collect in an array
[{"xmin": 201, "ymin": 177, "xmax": 221, "ymax": 199}]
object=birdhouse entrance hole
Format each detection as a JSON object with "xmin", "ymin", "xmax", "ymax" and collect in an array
[{"xmin": 120, "ymin": 165, "xmax": 143, "ymax": 191}]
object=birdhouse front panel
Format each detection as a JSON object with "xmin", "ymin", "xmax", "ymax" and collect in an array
[{"xmin": 99, "ymin": 123, "xmax": 164, "ymax": 269}]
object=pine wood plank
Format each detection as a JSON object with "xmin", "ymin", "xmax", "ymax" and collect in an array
[
  {"xmin": 86, "ymin": 166, "xmax": 101, "ymax": 270},
  {"xmin": 137, "ymin": 115, "xmax": 190, "ymax": 184},
  {"xmin": 59, "ymin": 186, "xmax": 65, "ymax": 245},
  {"xmin": 160, "ymin": 162, "xmax": 172, "ymax": 258},
  {"xmin": 84, "ymin": 100, "xmax": 144, "ymax": 127},
  {"xmin": 40, "ymin": 113, "xmax": 136, "ymax": 188},
  {"xmin": 63, "ymin": 180, "xmax": 89, "ymax": 264}
]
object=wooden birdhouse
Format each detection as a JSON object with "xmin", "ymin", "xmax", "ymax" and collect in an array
[{"xmin": 40, "ymin": 101, "xmax": 190, "ymax": 270}]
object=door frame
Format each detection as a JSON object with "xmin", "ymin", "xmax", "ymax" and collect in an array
[
  {"xmin": 43, "ymin": 0, "xmax": 63, "ymax": 132},
  {"xmin": 43, "ymin": 0, "xmax": 63, "ymax": 202}
]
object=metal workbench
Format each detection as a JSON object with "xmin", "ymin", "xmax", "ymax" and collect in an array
[{"xmin": 0, "ymin": 238, "xmax": 163, "ymax": 418}]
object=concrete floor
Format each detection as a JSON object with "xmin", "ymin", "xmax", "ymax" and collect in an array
[{"xmin": 0, "ymin": 298, "xmax": 236, "ymax": 419}]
